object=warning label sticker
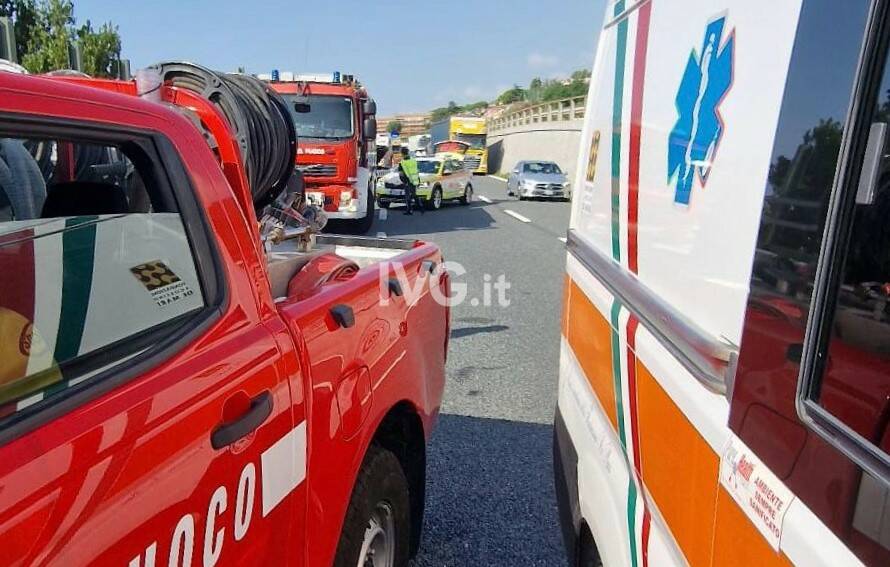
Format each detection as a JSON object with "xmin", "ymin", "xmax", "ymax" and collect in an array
[
  {"xmin": 719, "ymin": 435, "xmax": 795, "ymax": 551},
  {"xmin": 130, "ymin": 260, "xmax": 195, "ymax": 308}
]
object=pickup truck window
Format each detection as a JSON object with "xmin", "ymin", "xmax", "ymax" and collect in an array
[{"xmin": 0, "ymin": 135, "xmax": 205, "ymax": 417}]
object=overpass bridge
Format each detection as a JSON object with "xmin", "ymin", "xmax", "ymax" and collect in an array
[{"xmin": 486, "ymin": 96, "xmax": 586, "ymax": 181}]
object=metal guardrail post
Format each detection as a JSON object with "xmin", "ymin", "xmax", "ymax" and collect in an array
[
  {"xmin": 68, "ymin": 41, "xmax": 83, "ymax": 71},
  {"xmin": 0, "ymin": 17, "xmax": 15, "ymax": 63}
]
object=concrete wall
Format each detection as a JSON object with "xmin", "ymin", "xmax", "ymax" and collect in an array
[{"xmin": 487, "ymin": 120, "xmax": 584, "ymax": 180}]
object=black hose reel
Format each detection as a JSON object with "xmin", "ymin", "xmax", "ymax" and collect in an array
[{"xmin": 147, "ymin": 62, "xmax": 297, "ymax": 213}]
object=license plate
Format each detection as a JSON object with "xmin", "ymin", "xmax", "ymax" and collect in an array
[
  {"xmin": 545, "ymin": 190, "xmax": 555, "ymax": 196},
  {"xmin": 307, "ymin": 192, "xmax": 324, "ymax": 206},
  {"xmin": 390, "ymin": 189, "xmax": 404, "ymax": 196}
]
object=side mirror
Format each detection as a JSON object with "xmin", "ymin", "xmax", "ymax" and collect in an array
[
  {"xmin": 363, "ymin": 99, "xmax": 377, "ymax": 116},
  {"xmin": 364, "ymin": 117, "xmax": 377, "ymax": 140},
  {"xmin": 512, "ymin": 169, "xmax": 519, "ymax": 175},
  {"xmin": 294, "ymin": 102, "xmax": 311, "ymax": 114}
]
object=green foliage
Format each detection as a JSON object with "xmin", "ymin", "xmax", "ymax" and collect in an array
[
  {"xmin": 490, "ymin": 70, "xmax": 591, "ymax": 109},
  {"xmin": 3, "ymin": 0, "xmax": 120, "ymax": 76},
  {"xmin": 497, "ymin": 84, "xmax": 525, "ymax": 105},
  {"xmin": 429, "ymin": 99, "xmax": 488, "ymax": 123},
  {"xmin": 386, "ymin": 120, "xmax": 403, "ymax": 134},
  {"xmin": 20, "ymin": 0, "xmax": 72, "ymax": 72},
  {"xmin": 77, "ymin": 19, "xmax": 120, "ymax": 76}
]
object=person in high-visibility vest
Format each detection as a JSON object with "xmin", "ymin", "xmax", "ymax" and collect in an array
[{"xmin": 398, "ymin": 147, "xmax": 424, "ymax": 215}]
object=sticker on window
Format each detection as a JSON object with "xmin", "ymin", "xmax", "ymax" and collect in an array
[
  {"xmin": 719, "ymin": 434, "xmax": 795, "ymax": 550},
  {"xmin": 130, "ymin": 260, "xmax": 195, "ymax": 307}
]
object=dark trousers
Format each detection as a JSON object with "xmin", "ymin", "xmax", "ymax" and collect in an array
[{"xmin": 404, "ymin": 183, "xmax": 423, "ymax": 214}]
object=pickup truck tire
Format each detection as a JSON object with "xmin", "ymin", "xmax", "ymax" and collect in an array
[
  {"xmin": 428, "ymin": 186, "xmax": 443, "ymax": 211},
  {"xmin": 459, "ymin": 183, "xmax": 473, "ymax": 205},
  {"xmin": 333, "ymin": 444, "xmax": 411, "ymax": 567}
]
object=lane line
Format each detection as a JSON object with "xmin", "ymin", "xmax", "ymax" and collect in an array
[
  {"xmin": 503, "ymin": 210, "xmax": 531, "ymax": 223},
  {"xmin": 558, "ymin": 237, "xmax": 567, "ymax": 243},
  {"xmin": 378, "ymin": 208, "xmax": 388, "ymax": 221},
  {"xmin": 477, "ymin": 195, "xmax": 492, "ymax": 204},
  {"xmin": 376, "ymin": 231, "xmax": 387, "ymax": 238},
  {"xmin": 486, "ymin": 175, "xmax": 506, "ymax": 182}
]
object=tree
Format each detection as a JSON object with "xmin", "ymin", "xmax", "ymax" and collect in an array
[
  {"xmin": 386, "ymin": 120, "xmax": 403, "ymax": 134},
  {"xmin": 570, "ymin": 69, "xmax": 591, "ymax": 82},
  {"xmin": 497, "ymin": 84, "xmax": 525, "ymax": 105},
  {"xmin": 4, "ymin": 0, "xmax": 121, "ymax": 76},
  {"xmin": 529, "ymin": 77, "xmax": 543, "ymax": 89},
  {"xmin": 20, "ymin": 0, "xmax": 72, "ymax": 72}
]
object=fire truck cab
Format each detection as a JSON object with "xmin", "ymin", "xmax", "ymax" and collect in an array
[{"xmin": 268, "ymin": 72, "xmax": 379, "ymax": 234}]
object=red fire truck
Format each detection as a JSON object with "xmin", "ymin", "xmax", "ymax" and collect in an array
[
  {"xmin": 0, "ymin": 66, "xmax": 447, "ymax": 566},
  {"xmin": 267, "ymin": 72, "xmax": 378, "ymax": 234}
]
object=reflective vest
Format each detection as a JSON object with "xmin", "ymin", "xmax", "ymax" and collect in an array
[{"xmin": 400, "ymin": 158, "xmax": 420, "ymax": 186}]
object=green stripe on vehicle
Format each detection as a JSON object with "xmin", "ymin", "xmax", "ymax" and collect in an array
[
  {"xmin": 627, "ymin": 477, "xmax": 639, "ymax": 567},
  {"xmin": 610, "ymin": 0, "xmax": 628, "ymax": 262},
  {"xmin": 53, "ymin": 216, "xmax": 98, "ymax": 364}
]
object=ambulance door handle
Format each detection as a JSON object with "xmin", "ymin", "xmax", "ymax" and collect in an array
[{"xmin": 211, "ymin": 391, "xmax": 273, "ymax": 449}]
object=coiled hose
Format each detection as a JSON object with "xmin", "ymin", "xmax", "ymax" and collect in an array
[{"xmin": 147, "ymin": 62, "xmax": 297, "ymax": 211}]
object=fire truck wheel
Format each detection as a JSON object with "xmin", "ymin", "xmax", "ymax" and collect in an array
[
  {"xmin": 333, "ymin": 444, "xmax": 411, "ymax": 567},
  {"xmin": 354, "ymin": 188, "xmax": 375, "ymax": 234}
]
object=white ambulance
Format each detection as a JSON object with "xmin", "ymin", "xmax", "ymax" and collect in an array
[{"xmin": 554, "ymin": 1, "xmax": 890, "ymax": 566}]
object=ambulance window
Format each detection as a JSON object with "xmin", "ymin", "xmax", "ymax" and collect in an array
[
  {"xmin": 0, "ymin": 135, "xmax": 206, "ymax": 420},
  {"xmin": 797, "ymin": 2, "xmax": 890, "ymax": 492}
]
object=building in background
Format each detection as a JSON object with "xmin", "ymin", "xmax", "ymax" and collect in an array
[{"xmin": 377, "ymin": 112, "xmax": 430, "ymax": 137}]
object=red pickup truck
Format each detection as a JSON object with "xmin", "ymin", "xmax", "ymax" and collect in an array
[{"xmin": 0, "ymin": 70, "xmax": 448, "ymax": 566}]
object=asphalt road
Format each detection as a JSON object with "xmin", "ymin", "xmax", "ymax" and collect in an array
[{"xmin": 369, "ymin": 176, "xmax": 571, "ymax": 566}]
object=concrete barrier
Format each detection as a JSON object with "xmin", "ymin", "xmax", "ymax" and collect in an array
[{"xmin": 487, "ymin": 120, "xmax": 584, "ymax": 181}]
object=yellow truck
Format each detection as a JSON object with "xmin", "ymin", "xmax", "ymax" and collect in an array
[{"xmin": 429, "ymin": 116, "xmax": 488, "ymax": 174}]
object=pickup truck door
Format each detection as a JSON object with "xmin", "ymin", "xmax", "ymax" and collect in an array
[{"xmin": 0, "ymin": 92, "xmax": 304, "ymax": 566}]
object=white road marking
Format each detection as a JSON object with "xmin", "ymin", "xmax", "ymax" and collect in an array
[
  {"xmin": 376, "ymin": 231, "xmax": 387, "ymax": 238},
  {"xmin": 558, "ymin": 237, "xmax": 567, "ymax": 243},
  {"xmin": 487, "ymin": 175, "xmax": 507, "ymax": 182},
  {"xmin": 378, "ymin": 208, "xmax": 388, "ymax": 221},
  {"xmin": 477, "ymin": 195, "xmax": 492, "ymax": 204},
  {"xmin": 503, "ymin": 210, "xmax": 532, "ymax": 223}
]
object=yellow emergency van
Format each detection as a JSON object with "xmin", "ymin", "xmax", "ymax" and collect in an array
[{"xmin": 555, "ymin": 1, "xmax": 890, "ymax": 566}]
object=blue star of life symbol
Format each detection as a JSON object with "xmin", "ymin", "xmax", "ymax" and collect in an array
[{"xmin": 668, "ymin": 16, "xmax": 734, "ymax": 205}]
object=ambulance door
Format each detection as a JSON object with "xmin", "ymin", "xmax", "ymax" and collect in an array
[{"xmin": 727, "ymin": 1, "xmax": 890, "ymax": 565}]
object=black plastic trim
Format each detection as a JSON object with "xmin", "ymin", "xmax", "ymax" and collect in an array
[
  {"xmin": 553, "ymin": 407, "xmax": 581, "ymax": 567},
  {"xmin": 330, "ymin": 304, "xmax": 355, "ymax": 329}
]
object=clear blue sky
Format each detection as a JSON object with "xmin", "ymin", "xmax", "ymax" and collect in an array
[{"xmin": 74, "ymin": 0, "xmax": 605, "ymax": 116}]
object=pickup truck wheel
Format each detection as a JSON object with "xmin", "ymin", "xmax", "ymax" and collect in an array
[
  {"xmin": 428, "ymin": 187, "xmax": 443, "ymax": 210},
  {"xmin": 334, "ymin": 445, "xmax": 410, "ymax": 567},
  {"xmin": 459, "ymin": 183, "xmax": 473, "ymax": 205}
]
